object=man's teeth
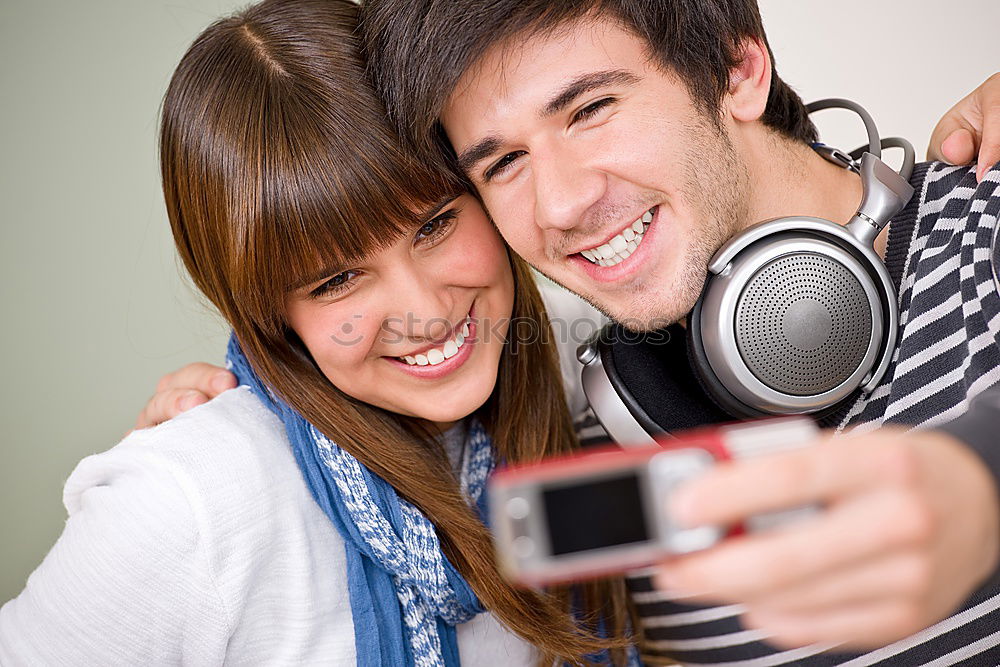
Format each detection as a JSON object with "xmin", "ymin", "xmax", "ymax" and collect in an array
[
  {"xmin": 401, "ymin": 319, "xmax": 472, "ymax": 366},
  {"xmin": 580, "ymin": 209, "xmax": 653, "ymax": 267}
]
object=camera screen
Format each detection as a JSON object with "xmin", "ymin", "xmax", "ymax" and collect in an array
[{"xmin": 542, "ymin": 472, "xmax": 649, "ymax": 555}]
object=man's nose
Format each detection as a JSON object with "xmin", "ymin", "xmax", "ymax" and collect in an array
[{"xmin": 532, "ymin": 146, "xmax": 606, "ymax": 232}]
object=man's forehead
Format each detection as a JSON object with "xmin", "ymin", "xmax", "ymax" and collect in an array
[{"xmin": 441, "ymin": 18, "xmax": 649, "ymax": 132}]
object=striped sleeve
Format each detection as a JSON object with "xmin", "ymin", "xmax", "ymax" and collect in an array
[{"xmin": 626, "ymin": 162, "xmax": 1000, "ymax": 666}]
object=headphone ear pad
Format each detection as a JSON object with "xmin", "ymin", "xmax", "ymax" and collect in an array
[
  {"xmin": 686, "ymin": 291, "xmax": 763, "ymax": 419},
  {"xmin": 601, "ymin": 322, "xmax": 731, "ymax": 431}
]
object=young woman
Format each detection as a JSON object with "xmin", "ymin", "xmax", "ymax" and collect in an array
[{"xmin": 0, "ymin": 1, "xmax": 629, "ymax": 665}]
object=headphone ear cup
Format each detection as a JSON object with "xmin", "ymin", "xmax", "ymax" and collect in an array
[
  {"xmin": 686, "ymin": 292, "xmax": 763, "ymax": 420},
  {"xmin": 692, "ymin": 261, "xmax": 868, "ymax": 421}
]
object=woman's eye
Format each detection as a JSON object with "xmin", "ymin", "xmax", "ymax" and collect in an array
[
  {"xmin": 572, "ymin": 97, "xmax": 615, "ymax": 124},
  {"xmin": 311, "ymin": 269, "xmax": 358, "ymax": 298},
  {"xmin": 484, "ymin": 151, "xmax": 526, "ymax": 182},
  {"xmin": 415, "ymin": 210, "xmax": 457, "ymax": 243}
]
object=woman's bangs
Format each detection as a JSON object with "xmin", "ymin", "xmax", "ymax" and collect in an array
[
  {"xmin": 237, "ymin": 130, "xmax": 460, "ymax": 324},
  {"xmin": 206, "ymin": 32, "xmax": 464, "ymax": 330}
]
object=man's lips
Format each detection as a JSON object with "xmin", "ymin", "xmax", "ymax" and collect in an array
[
  {"xmin": 568, "ymin": 204, "xmax": 662, "ymax": 282},
  {"xmin": 570, "ymin": 206, "xmax": 656, "ymax": 257}
]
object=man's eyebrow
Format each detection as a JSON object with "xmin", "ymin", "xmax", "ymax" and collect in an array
[
  {"xmin": 541, "ymin": 69, "xmax": 639, "ymax": 117},
  {"xmin": 456, "ymin": 136, "xmax": 503, "ymax": 177},
  {"xmin": 454, "ymin": 69, "xmax": 640, "ymax": 178}
]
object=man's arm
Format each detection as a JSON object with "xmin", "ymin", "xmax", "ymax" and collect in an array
[
  {"xmin": 938, "ymin": 386, "xmax": 1000, "ymax": 542},
  {"xmin": 938, "ymin": 387, "xmax": 1000, "ymax": 460},
  {"xmin": 654, "ymin": 420, "xmax": 1000, "ymax": 650},
  {"xmin": 135, "ymin": 362, "xmax": 236, "ymax": 429}
]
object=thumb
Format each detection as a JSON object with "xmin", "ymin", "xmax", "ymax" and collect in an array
[
  {"xmin": 928, "ymin": 114, "xmax": 979, "ymax": 165},
  {"xmin": 939, "ymin": 128, "xmax": 977, "ymax": 166}
]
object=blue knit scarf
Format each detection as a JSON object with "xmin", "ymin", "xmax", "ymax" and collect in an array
[{"xmin": 226, "ymin": 334, "xmax": 489, "ymax": 667}]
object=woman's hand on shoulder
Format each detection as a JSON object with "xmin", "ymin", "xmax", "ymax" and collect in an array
[
  {"xmin": 134, "ymin": 362, "xmax": 237, "ymax": 431},
  {"xmin": 928, "ymin": 72, "xmax": 1000, "ymax": 182}
]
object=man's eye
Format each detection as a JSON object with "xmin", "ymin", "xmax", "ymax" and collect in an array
[
  {"xmin": 484, "ymin": 151, "xmax": 526, "ymax": 182},
  {"xmin": 311, "ymin": 270, "xmax": 358, "ymax": 298},
  {"xmin": 572, "ymin": 97, "xmax": 615, "ymax": 124}
]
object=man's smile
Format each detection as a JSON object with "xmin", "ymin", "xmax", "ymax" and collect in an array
[
  {"xmin": 576, "ymin": 206, "xmax": 655, "ymax": 267},
  {"xmin": 570, "ymin": 205, "xmax": 664, "ymax": 285}
]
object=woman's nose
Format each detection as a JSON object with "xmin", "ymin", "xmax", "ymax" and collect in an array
[{"xmin": 383, "ymin": 269, "xmax": 454, "ymax": 341}]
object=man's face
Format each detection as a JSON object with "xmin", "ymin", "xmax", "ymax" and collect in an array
[{"xmin": 441, "ymin": 18, "xmax": 750, "ymax": 328}]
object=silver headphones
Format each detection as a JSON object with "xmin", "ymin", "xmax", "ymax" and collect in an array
[{"xmin": 579, "ymin": 99, "xmax": 916, "ymax": 443}]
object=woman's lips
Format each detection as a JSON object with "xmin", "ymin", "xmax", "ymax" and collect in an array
[{"xmin": 385, "ymin": 314, "xmax": 478, "ymax": 380}]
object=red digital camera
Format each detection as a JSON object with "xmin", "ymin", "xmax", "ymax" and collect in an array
[{"xmin": 488, "ymin": 417, "xmax": 818, "ymax": 587}]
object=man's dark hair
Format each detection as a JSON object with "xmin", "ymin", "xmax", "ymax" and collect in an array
[{"xmin": 362, "ymin": 0, "xmax": 818, "ymax": 174}]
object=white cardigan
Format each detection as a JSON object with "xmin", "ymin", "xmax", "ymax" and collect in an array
[{"xmin": 0, "ymin": 284, "xmax": 604, "ymax": 666}]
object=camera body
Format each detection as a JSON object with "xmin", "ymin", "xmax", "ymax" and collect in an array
[{"xmin": 488, "ymin": 417, "xmax": 817, "ymax": 586}]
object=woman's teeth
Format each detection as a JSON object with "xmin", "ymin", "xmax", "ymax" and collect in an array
[
  {"xmin": 401, "ymin": 319, "xmax": 472, "ymax": 366},
  {"xmin": 580, "ymin": 208, "xmax": 653, "ymax": 267}
]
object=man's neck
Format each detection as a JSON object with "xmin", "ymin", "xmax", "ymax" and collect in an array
[{"xmin": 738, "ymin": 127, "xmax": 866, "ymax": 238}]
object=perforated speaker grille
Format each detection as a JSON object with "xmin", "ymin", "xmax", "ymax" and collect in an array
[{"xmin": 735, "ymin": 252, "xmax": 872, "ymax": 396}]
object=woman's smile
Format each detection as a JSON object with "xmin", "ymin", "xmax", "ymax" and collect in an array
[{"xmin": 387, "ymin": 307, "xmax": 478, "ymax": 380}]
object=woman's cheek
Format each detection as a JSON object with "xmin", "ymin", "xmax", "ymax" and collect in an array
[
  {"xmin": 451, "ymin": 221, "xmax": 509, "ymax": 283},
  {"xmin": 300, "ymin": 310, "xmax": 383, "ymax": 384}
]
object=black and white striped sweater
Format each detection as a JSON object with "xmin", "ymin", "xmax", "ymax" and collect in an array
[{"xmin": 614, "ymin": 161, "xmax": 1000, "ymax": 666}]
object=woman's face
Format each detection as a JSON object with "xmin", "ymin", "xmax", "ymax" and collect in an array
[{"xmin": 285, "ymin": 194, "xmax": 515, "ymax": 427}]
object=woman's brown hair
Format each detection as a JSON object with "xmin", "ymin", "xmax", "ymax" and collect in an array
[{"xmin": 160, "ymin": 0, "xmax": 631, "ymax": 663}]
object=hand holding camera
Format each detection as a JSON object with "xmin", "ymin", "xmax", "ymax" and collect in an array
[{"xmin": 489, "ymin": 417, "xmax": 819, "ymax": 587}]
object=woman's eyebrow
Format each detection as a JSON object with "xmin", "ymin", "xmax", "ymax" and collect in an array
[
  {"xmin": 419, "ymin": 194, "xmax": 460, "ymax": 221},
  {"xmin": 289, "ymin": 263, "xmax": 349, "ymax": 291},
  {"xmin": 286, "ymin": 198, "xmax": 457, "ymax": 292}
]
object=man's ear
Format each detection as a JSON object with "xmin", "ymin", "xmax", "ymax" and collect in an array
[{"xmin": 725, "ymin": 38, "xmax": 772, "ymax": 124}]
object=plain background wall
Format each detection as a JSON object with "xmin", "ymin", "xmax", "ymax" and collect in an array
[{"xmin": 1, "ymin": 0, "xmax": 997, "ymax": 603}]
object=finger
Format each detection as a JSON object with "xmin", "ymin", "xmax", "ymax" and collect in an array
[
  {"xmin": 749, "ymin": 551, "xmax": 928, "ymax": 615},
  {"xmin": 156, "ymin": 362, "xmax": 235, "ymax": 397},
  {"xmin": 939, "ymin": 128, "xmax": 976, "ymax": 166},
  {"xmin": 656, "ymin": 486, "xmax": 931, "ymax": 601},
  {"xmin": 744, "ymin": 598, "xmax": 928, "ymax": 650},
  {"xmin": 976, "ymin": 93, "xmax": 1000, "ymax": 182},
  {"xmin": 135, "ymin": 389, "xmax": 210, "ymax": 429},
  {"xmin": 927, "ymin": 103, "xmax": 979, "ymax": 164},
  {"xmin": 668, "ymin": 431, "xmax": 914, "ymax": 527}
]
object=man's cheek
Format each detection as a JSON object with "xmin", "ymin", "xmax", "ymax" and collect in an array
[
  {"xmin": 515, "ymin": 234, "xmax": 547, "ymax": 266},
  {"xmin": 489, "ymin": 219, "xmax": 530, "ymax": 256}
]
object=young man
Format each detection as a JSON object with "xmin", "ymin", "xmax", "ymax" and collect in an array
[
  {"xmin": 353, "ymin": 1, "xmax": 1000, "ymax": 664},
  {"xmin": 143, "ymin": 3, "xmax": 1000, "ymax": 664}
]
